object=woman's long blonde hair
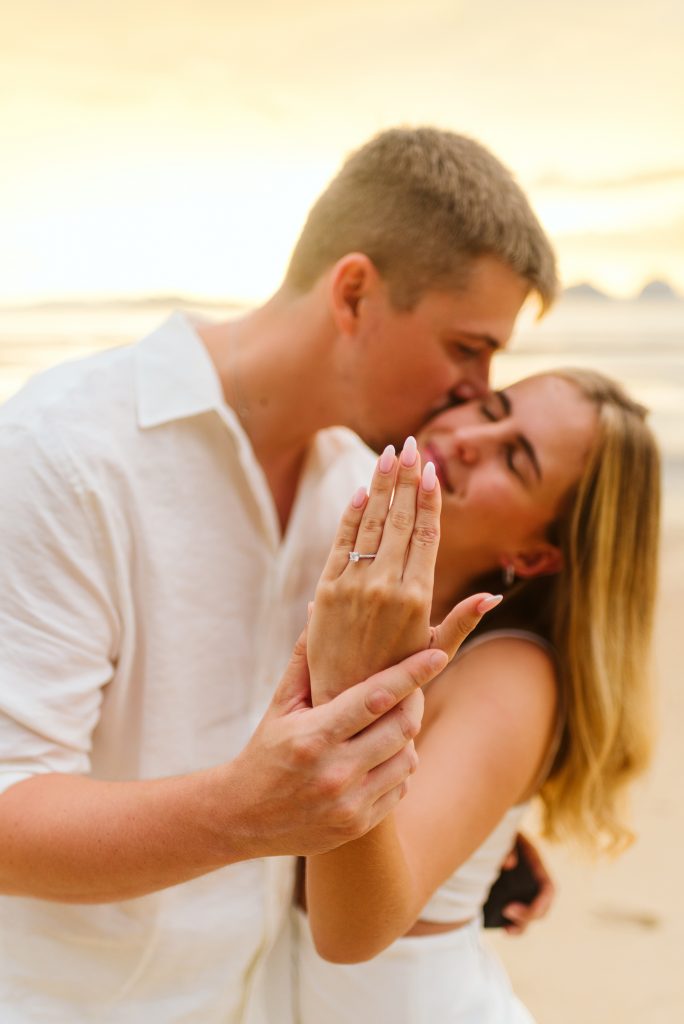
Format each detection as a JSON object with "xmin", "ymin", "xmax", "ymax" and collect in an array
[
  {"xmin": 543, "ymin": 369, "xmax": 660, "ymax": 853},
  {"xmin": 483, "ymin": 368, "xmax": 661, "ymax": 854}
]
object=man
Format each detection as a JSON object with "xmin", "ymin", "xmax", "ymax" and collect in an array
[{"xmin": 0, "ymin": 128, "xmax": 557, "ymax": 1021}]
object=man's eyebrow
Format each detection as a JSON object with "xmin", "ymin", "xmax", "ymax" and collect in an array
[
  {"xmin": 498, "ymin": 390, "xmax": 542, "ymax": 482},
  {"xmin": 460, "ymin": 331, "xmax": 502, "ymax": 352}
]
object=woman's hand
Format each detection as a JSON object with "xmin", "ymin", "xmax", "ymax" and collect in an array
[{"xmin": 308, "ymin": 438, "xmax": 501, "ymax": 704}]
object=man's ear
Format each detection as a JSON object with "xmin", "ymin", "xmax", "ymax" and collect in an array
[
  {"xmin": 510, "ymin": 543, "xmax": 563, "ymax": 580},
  {"xmin": 328, "ymin": 253, "xmax": 379, "ymax": 335}
]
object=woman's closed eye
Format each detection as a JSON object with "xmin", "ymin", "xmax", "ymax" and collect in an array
[
  {"xmin": 479, "ymin": 399, "xmax": 539, "ymax": 484},
  {"xmin": 451, "ymin": 341, "xmax": 487, "ymax": 361},
  {"xmin": 504, "ymin": 442, "xmax": 526, "ymax": 482},
  {"xmin": 479, "ymin": 402, "xmax": 500, "ymax": 422}
]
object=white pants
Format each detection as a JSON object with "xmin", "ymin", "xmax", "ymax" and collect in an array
[{"xmin": 294, "ymin": 910, "xmax": 536, "ymax": 1024}]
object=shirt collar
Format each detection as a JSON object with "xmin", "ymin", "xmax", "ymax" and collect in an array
[{"xmin": 134, "ymin": 312, "xmax": 228, "ymax": 429}]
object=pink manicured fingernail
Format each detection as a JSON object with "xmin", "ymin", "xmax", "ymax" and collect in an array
[
  {"xmin": 477, "ymin": 594, "xmax": 503, "ymax": 613},
  {"xmin": 400, "ymin": 436, "xmax": 417, "ymax": 467},
  {"xmin": 378, "ymin": 444, "xmax": 395, "ymax": 474},
  {"xmin": 351, "ymin": 486, "xmax": 367, "ymax": 508},
  {"xmin": 421, "ymin": 461, "xmax": 437, "ymax": 492}
]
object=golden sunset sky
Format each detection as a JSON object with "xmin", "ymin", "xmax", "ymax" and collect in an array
[{"xmin": 2, "ymin": 0, "xmax": 683, "ymax": 304}]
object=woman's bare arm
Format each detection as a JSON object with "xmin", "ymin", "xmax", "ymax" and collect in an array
[
  {"xmin": 306, "ymin": 636, "xmax": 558, "ymax": 962},
  {"xmin": 303, "ymin": 443, "xmax": 556, "ymax": 962}
]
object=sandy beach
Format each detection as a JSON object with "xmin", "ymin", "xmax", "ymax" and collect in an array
[{"xmin": 489, "ymin": 520, "xmax": 684, "ymax": 1022}]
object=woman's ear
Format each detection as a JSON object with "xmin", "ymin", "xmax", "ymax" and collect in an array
[
  {"xmin": 510, "ymin": 543, "xmax": 563, "ymax": 580},
  {"xmin": 328, "ymin": 253, "xmax": 378, "ymax": 335}
]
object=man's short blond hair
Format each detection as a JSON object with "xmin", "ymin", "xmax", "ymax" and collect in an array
[{"xmin": 285, "ymin": 127, "xmax": 557, "ymax": 312}]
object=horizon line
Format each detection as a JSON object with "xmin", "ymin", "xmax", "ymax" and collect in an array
[{"xmin": 0, "ymin": 279, "xmax": 682, "ymax": 312}]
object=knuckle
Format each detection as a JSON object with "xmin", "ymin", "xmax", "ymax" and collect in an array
[
  {"xmin": 402, "ymin": 695, "xmax": 424, "ymax": 738},
  {"xmin": 404, "ymin": 582, "xmax": 428, "ymax": 611},
  {"xmin": 388, "ymin": 508, "xmax": 413, "ymax": 532},
  {"xmin": 315, "ymin": 581, "xmax": 336, "ymax": 605},
  {"xmin": 412, "ymin": 523, "xmax": 440, "ymax": 547},
  {"xmin": 332, "ymin": 794, "xmax": 365, "ymax": 837},
  {"xmin": 360, "ymin": 514, "xmax": 384, "ymax": 538},
  {"xmin": 399, "ymin": 740, "xmax": 418, "ymax": 776},
  {"xmin": 394, "ymin": 705, "xmax": 420, "ymax": 742},
  {"xmin": 318, "ymin": 763, "xmax": 350, "ymax": 799},
  {"xmin": 290, "ymin": 731, "xmax": 325, "ymax": 767},
  {"xmin": 403, "ymin": 688, "xmax": 425, "ymax": 717},
  {"xmin": 417, "ymin": 488, "xmax": 439, "ymax": 509},
  {"xmin": 333, "ymin": 525, "xmax": 356, "ymax": 550},
  {"xmin": 366, "ymin": 579, "xmax": 393, "ymax": 604},
  {"xmin": 365, "ymin": 686, "xmax": 395, "ymax": 716},
  {"xmin": 458, "ymin": 614, "xmax": 480, "ymax": 639}
]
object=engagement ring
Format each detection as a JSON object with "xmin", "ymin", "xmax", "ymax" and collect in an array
[{"xmin": 348, "ymin": 552, "xmax": 377, "ymax": 563}]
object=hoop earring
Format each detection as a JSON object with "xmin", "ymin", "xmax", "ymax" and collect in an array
[{"xmin": 503, "ymin": 563, "xmax": 516, "ymax": 587}]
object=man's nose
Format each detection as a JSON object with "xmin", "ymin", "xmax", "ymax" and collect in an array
[{"xmin": 450, "ymin": 354, "xmax": 493, "ymax": 402}]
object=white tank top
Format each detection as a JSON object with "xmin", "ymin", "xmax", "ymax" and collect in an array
[{"xmin": 418, "ymin": 629, "xmax": 561, "ymax": 924}]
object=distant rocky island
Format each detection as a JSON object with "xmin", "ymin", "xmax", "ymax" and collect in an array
[
  {"xmin": 637, "ymin": 280, "xmax": 681, "ymax": 301},
  {"xmin": 1, "ymin": 281, "xmax": 682, "ymax": 312},
  {"xmin": 563, "ymin": 279, "xmax": 683, "ymax": 303}
]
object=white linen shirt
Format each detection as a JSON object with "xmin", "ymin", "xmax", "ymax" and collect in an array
[{"xmin": 0, "ymin": 313, "xmax": 376, "ymax": 1023}]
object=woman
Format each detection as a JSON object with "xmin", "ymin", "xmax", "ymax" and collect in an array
[{"xmin": 297, "ymin": 368, "xmax": 660, "ymax": 1022}]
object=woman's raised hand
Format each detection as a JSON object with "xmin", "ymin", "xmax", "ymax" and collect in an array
[{"xmin": 307, "ymin": 438, "xmax": 501, "ymax": 704}]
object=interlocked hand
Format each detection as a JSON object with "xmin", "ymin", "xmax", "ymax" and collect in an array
[{"xmin": 308, "ymin": 438, "xmax": 500, "ymax": 704}]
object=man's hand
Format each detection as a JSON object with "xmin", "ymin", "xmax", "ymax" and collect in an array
[
  {"xmin": 502, "ymin": 832, "xmax": 556, "ymax": 935},
  {"xmin": 226, "ymin": 625, "xmax": 449, "ymax": 859}
]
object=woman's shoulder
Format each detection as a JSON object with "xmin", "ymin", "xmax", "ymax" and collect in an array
[
  {"xmin": 423, "ymin": 630, "xmax": 558, "ymax": 742},
  {"xmin": 417, "ymin": 628, "xmax": 561, "ymax": 813}
]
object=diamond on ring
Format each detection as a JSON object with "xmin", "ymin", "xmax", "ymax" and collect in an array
[{"xmin": 349, "ymin": 552, "xmax": 376, "ymax": 562}]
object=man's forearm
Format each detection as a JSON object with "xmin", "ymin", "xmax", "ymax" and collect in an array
[
  {"xmin": 0, "ymin": 766, "xmax": 248, "ymax": 902},
  {"xmin": 0, "ymin": 642, "xmax": 442, "ymax": 904}
]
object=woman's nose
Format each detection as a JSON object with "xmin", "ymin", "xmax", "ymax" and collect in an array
[
  {"xmin": 455, "ymin": 435, "xmax": 480, "ymax": 465},
  {"xmin": 452, "ymin": 421, "xmax": 506, "ymax": 464},
  {"xmin": 453, "ymin": 427, "xmax": 485, "ymax": 465}
]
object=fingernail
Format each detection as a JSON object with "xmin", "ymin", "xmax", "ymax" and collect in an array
[
  {"xmin": 378, "ymin": 444, "xmax": 395, "ymax": 474},
  {"xmin": 428, "ymin": 649, "xmax": 448, "ymax": 672},
  {"xmin": 400, "ymin": 436, "xmax": 417, "ymax": 467},
  {"xmin": 421, "ymin": 461, "xmax": 436, "ymax": 492},
  {"xmin": 477, "ymin": 594, "xmax": 503, "ymax": 613},
  {"xmin": 351, "ymin": 486, "xmax": 367, "ymax": 508}
]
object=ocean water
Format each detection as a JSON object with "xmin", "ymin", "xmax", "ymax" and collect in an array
[{"xmin": 0, "ymin": 299, "xmax": 682, "ymax": 527}]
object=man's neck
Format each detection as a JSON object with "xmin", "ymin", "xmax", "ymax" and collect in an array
[{"xmin": 197, "ymin": 284, "xmax": 343, "ymax": 534}]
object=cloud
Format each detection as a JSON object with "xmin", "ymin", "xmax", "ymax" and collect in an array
[
  {"xmin": 534, "ymin": 169, "xmax": 684, "ymax": 190},
  {"xmin": 554, "ymin": 217, "xmax": 684, "ymax": 246}
]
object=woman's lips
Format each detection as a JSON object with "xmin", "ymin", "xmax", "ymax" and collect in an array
[{"xmin": 422, "ymin": 441, "xmax": 453, "ymax": 493}]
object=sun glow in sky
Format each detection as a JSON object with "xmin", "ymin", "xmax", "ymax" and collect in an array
[{"xmin": 2, "ymin": 0, "xmax": 683, "ymax": 304}]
